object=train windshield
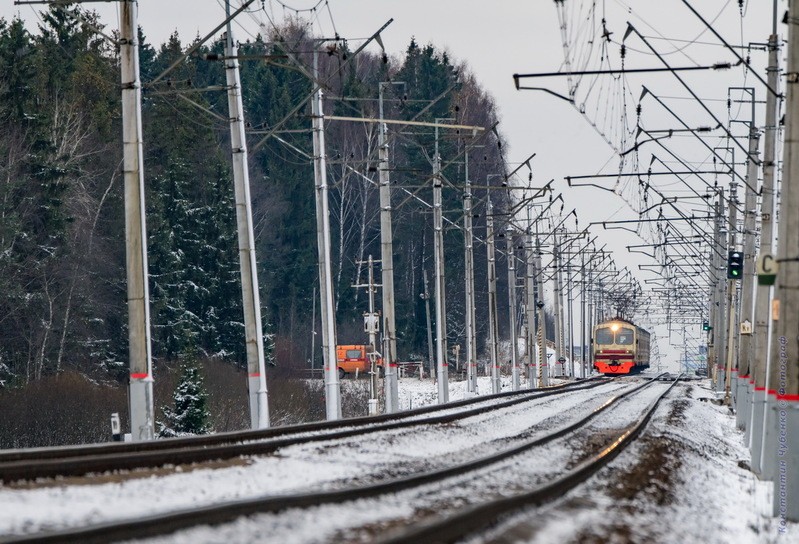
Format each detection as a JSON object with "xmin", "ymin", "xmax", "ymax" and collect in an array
[
  {"xmin": 595, "ymin": 325, "xmax": 635, "ymax": 345},
  {"xmin": 346, "ymin": 349, "xmax": 362, "ymax": 358},
  {"xmin": 595, "ymin": 327, "xmax": 614, "ymax": 345},
  {"xmin": 616, "ymin": 327, "xmax": 634, "ymax": 345}
]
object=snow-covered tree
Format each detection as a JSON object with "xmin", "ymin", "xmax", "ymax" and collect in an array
[{"xmin": 158, "ymin": 354, "xmax": 211, "ymax": 437}]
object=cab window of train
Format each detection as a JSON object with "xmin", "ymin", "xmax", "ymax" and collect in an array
[
  {"xmin": 616, "ymin": 327, "xmax": 634, "ymax": 345},
  {"xmin": 595, "ymin": 327, "xmax": 614, "ymax": 344},
  {"xmin": 346, "ymin": 350, "xmax": 362, "ymax": 358}
]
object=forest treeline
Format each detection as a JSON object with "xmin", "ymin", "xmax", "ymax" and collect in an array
[{"xmin": 0, "ymin": 7, "xmax": 510, "ymax": 390}]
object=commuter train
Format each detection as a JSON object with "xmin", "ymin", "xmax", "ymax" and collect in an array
[{"xmin": 592, "ymin": 318, "xmax": 650, "ymax": 375}]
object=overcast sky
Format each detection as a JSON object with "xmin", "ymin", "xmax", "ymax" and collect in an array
[
  {"xmin": 3, "ymin": 2, "xmax": 778, "ymax": 176},
  {"xmin": 1, "ymin": 1, "xmax": 785, "ymax": 367}
]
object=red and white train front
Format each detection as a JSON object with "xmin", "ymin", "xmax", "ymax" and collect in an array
[{"xmin": 593, "ymin": 319, "xmax": 640, "ymax": 375}]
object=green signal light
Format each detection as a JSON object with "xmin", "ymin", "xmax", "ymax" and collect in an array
[{"xmin": 728, "ymin": 250, "xmax": 743, "ymax": 279}]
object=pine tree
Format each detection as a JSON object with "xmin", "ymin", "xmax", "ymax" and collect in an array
[
  {"xmin": 140, "ymin": 33, "xmax": 268, "ymax": 367},
  {"xmin": 148, "ymin": 161, "xmax": 202, "ymax": 360},
  {"xmin": 159, "ymin": 353, "xmax": 211, "ymax": 437},
  {"xmin": 194, "ymin": 162, "xmax": 246, "ymax": 362}
]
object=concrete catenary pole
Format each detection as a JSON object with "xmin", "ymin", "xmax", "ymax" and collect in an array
[
  {"xmin": 724, "ymin": 183, "xmax": 739, "ymax": 403},
  {"xmin": 463, "ymin": 147, "xmax": 478, "ymax": 393},
  {"xmin": 553, "ymin": 231, "xmax": 565, "ymax": 377},
  {"xmin": 567, "ymin": 258, "xmax": 575, "ymax": 378},
  {"xmin": 225, "ymin": 1, "xmax": 269, "ymax": 429},
  {"xmin": 580, "ymin": 252, "xmax": 587, "ymax": 379},
  {"xmin": 486, "ymin": 198, "xmax": 500, "ymax": 393},
  {"xmin": 767, "ymin": 0, "xmax": 799, "ymax": 520},
  {"xmin": 708, "ymin": 197, "xmax": 721, "ymax": 383},
  {"xmin": 310, "ymin": 285, "xmax": 316, "ymax": 369},
  {"xmin": 737, "ymin": 128, "xmax": 761, "ymax": 434},
  {"xmin": 715, "ymin": 191, "xmax": 729, "ymax": 393},
  {"xmin": 535, "ymin": 236, "xmax": 549, "ymax": 387},
  {"xmin": 121, "ymin": 1, "xmax": 155, "ymax": 441},
  {"xmin": 433, "ymin": 123, "xmax": 449, "ymax": 403},
  {"xmin": 378, "ymin": 82, "xmax": 399, "ymax": 412},
  {"xmin": 752, "ymin": 31, "xmax": 780, "ymax": 476},
  {"xmin": 311, "ymin": 50, "xmax": 341, "ymax": 420},
  {"xmin": 423, "ymin": 268, "xmax": 435, "ymax": 381},
  {"xmin": 587, "ymin": 258, "xmax": 596, "ymax": 376},
  {"xmin": 525, "ymin": 217, "xmax": 537, "ymax": 388},
  {"xmin": 506, "ymin": 226, "xmax": 520, "ymax": 390}
]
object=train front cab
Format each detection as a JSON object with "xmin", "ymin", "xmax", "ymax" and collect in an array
[{"xmin": 593, "ymin": 322, "xmax": 637, "ymax": 375}]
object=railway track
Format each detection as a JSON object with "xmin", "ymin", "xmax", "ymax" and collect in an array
[
  {"xmin": 0, "ymin": 377, "xmax": 610, "ymax": 484},
  {"xmin": 0, "ymin": 374, "xmax": 678, "ymax": 544},
  {"xmin": 380, "ymin": 373, "xmax": 683, "ymax": 543}
]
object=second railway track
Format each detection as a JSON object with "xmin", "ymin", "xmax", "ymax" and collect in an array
[
  {"xmin": 0, "ymin": 374, "xmax": 680, "ymax": 544},
  {"xmin": 0, "ymin": 377, "xmax": 611, "ymax": 485}
]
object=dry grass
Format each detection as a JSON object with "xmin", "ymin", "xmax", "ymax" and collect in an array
[{"xmin": 0, "ymin": 358, "xmax": 351, "ymax": 449}]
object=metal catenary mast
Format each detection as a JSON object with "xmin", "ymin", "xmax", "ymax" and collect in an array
[{"xmin": 352, "ymin": 256, "xmax": 381, "ymax": 415}]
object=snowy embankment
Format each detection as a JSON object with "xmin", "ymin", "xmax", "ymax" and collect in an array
[
  {"xmin": 478, "ymin": 379, "xmax": 799, "ymax": 544},
  {"xmin": 3, "ymin": 377, "xmax": 794, "ymax": 543},
  {"xmin": 0, "ymin": 376, "xmax": 612, "ymax": 538}
]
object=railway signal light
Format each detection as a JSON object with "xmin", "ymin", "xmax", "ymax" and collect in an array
[
  {"xmin": 702, "ymin": 320, "xmax": 711, "ymax": 331},
  {"xmin": 727, "ymin": 251, "xmax": 743, "ymax": 279}
]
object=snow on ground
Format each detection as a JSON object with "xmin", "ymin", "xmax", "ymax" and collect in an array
[
  {"xmin": 476, "ymin": 379, "xmax": 799, "ymax": 544},
  {"xmin": 397, "ymin": 371, "xmax": 569, "ymax": 412},
  {"xmin": 397, "ymin": 345, "xmax": 568, "ymax": 411},
  {"xmin": 0, "ymin": 375, "xmax": 610, "ymax": 537},
  {"xmin": 397, "ymin": 375, "xmax": 514, "ymax": 411},
  {"xmin": 3, "ymin": 376, "xmax": 796, "ymax": 544},
  {"xmin": 136, "ymin": 379, "xmax": 673, "ymax": 544}
]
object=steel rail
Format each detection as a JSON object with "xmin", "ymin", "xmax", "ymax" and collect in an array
[
  {"xmin": 2, "ymin": 376, "xmax": 668, "ymax": 544},
  {"xmin": 0, "ymin": 378, "xmax": 611, "ymax": 484},
  {"xmin": 380, "ymin": 374, "xmax": 684, "ymax": 543},
  {"xmin": 0, "ymin": 376, "xmax": 604, "ymax": 465}
]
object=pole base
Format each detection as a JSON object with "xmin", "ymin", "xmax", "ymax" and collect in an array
[
  {"xmin": 735, "ymin": 375, "xmax": 749, "ymax": 431},
  {"xmin": 772, "ymin": 399, "xmax": 799, "ymax": 522},
  {"xmin": 761, "ymin": 395, "xmax": 778, "ymax": 481},
  {"xmin": 129, "ymin": 378, "xmax": 154, "ymax": 441},
  {"xmin": 248, "ymin": 376, "xmax": 270, "ymax": 429},
  {"xmin": 750, "ymin": 389, "xmax": 767, "ymax": 475},
  {"xmin": 437, "ymin": 365, "xmax": 449, "ymax": 404}
]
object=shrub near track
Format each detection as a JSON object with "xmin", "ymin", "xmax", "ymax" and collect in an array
[{"xmin": 0, "ymin": 359, "xmax": 375, "ymax": 449}]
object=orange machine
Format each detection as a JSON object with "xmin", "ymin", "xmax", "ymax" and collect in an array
[{"xmin": 335, "ymin": 345, "xmax": 383, "ymax": 379}]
